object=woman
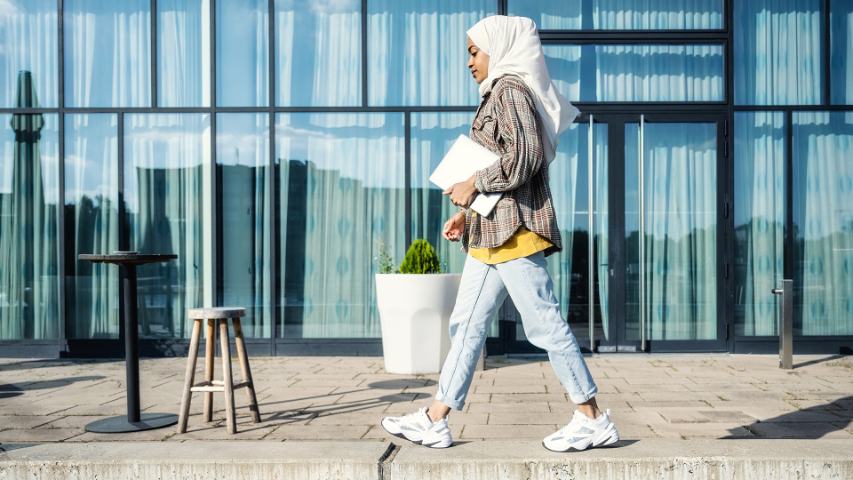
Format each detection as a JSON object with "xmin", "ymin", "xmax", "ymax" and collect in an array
[{"xmin": 380, "ymin": 15, "xmax": 619, "ymax": 452}]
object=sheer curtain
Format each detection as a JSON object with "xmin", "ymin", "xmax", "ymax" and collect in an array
[
  {"xmin": 642, "ymin": 123, "xmax": 717, "ymax": 340},
  {"xmin": 216, "ymin": 0, "xmax": 267, "ymax": 106},
  {"xmin": 278, "ymin": 113, "xmax": 405, "ymax": 338},
  {"xmin": 794, "ymin": 112, "xmax": 853, "ymax": 336},
  {"xmin": 158, "ymin": 0, "xmax": 210, "ymax": 107},
  {"xmin": 508, "ymin": 0, "xmax": 722, "ymax": 30},
  {"xmin": 0, "ymin": 109, "xmax": 59, "ymax": 340},
  {"xmin": 125, "ymin": 114, "xmax": 207, "ymax": 338},
  {"xmin": 65, "ymin": 114, "xmax": 119, "ymax": 338},
  {"xmin": 275, "ymin": 0, "xmax": 361, "ymax": 106},
  {"xmin": 64, "ymin": 0, "xmax": 150, "ymax": 107},
  {"xmin": 0, "ymin": 0, "xmax": 58, "ymax": 107},
  {"xmin": 734, "ymin": 112, "xmax": 784, "ymax": 336},
  {"xmin": 217, "ymin": 113, "xmax": 271, "ymax": 338},
  {"xmin": 734, "ymin": 0, "xmax": 823, "ymax": 105},
  {"xmin": 367, "ymin": 0, "xmax": 493, "ymax": 106}
]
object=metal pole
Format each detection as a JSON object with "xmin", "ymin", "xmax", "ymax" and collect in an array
[
  {"xmin": 639, "ymin": 115, "xmax": 646, "ymax": 352},
  {"xmin": 588, "ymin": 115, "xmax": 594, "ymax": 353},
  {"xmin": 123, "ymin": 263, "xmax": 141, "ymax": 422},
  {"xmin": 772, "ymin": 279, "xmax": 793, "ymax": 369}
]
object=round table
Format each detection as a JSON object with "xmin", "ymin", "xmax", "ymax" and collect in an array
[{"xmin": 78, "ymin": 251, "xmax": 179, "ymax": 433}]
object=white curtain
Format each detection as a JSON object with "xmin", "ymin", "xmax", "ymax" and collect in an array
[
  {"xmin": 642, "ymin": 123, "xmax": 717, "ymax": 340},
  {"xmin": 217, "ymin": 113, "xmax": 271, "ymax": 338},
  {"xmin": 0, "ymin": 112, "xmax": 59, "ymax": 340},
  {"xmin": 65, "ymin": 0, "xmax": 150, "ymax": 107},
  {"xmin": 158, "ymin": 0, "xmax": 210, "ymax": 107},
  {"xmin": 509, "ymin": 0, "xmax": 722, "ymax": 30},
  {"xmin": 734, "ymin": 112, "xmax": 784, "ymax": 336},
  {"xmin": 367, "ymin": 0, "xmax": 494, "ymax": 106},
  {"xmin": 0, "ymin": 0, "xmax": 58, "ymax": 107},
  {"xmin": 277, "ymin": 113, "xmax": 406, "ymax": 338},
  {"xmin": 795, "ymin": 112, "xmax": 853, "ymax": 336},
  {"xmin": 734, "ymin": 0, "xmax": 823, "ymax": 105},
  {"xmin": 66, "ymin": 114, "xmax": 120, "ymax": 338},
  {"xmin": 124, "ymin": 113, "xmax": 207, "ymax": 338},
  {"xmin": 544, "ymin": 44, "xmax": 723, "ymax": 103},
  {"xmin": 275, "ymin": 0, "xmax": 361, "ymax": 106}
]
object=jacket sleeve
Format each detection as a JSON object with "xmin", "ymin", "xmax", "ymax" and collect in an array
[{"xmin": 473, "ymin": 84, "xmax": 544, "ymax": 194}]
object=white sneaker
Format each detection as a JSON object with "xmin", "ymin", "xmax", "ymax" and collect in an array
[
  {"xmin": 543, "ymin": 409, "xmax": 619, "ymax": 452},
  {"xmin": 381, "ymin": 407, "xmax": 453, "ymax": 448}
]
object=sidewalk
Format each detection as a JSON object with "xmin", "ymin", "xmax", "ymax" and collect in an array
[{"xmin": 1, "ymin": 354, "xmax": 851, "ymax": 479}]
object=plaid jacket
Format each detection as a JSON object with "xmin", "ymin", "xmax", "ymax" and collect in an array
[{"xmin": 462, "ymin": 74, "xmax": 563, "ymax": 257}]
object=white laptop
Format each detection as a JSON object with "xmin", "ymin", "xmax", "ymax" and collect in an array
[{"xmin": 429, "ymin": 134, "xmax": 503, "ymax": 217}]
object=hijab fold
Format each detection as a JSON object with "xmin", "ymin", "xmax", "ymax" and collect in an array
[{"xmin": 467, "ymin": 15, "xmax": 580, "ymax": 164}]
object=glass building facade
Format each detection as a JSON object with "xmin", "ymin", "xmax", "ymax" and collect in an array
[{"xmin": 0, "ymin": 0, "xmax": 850, "ymax": 357}]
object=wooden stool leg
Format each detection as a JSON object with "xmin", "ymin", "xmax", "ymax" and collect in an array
[
  {"xmin": 219, "ymin": 319, "xmax": 237, "ymax": 434},
  {"xmin": 203, "ymin": 318, "xmax": 216, "ymax": 422},
  {"xmin": 233, "ymin": 318, "xmax": 261, "ymax": 423},
  {"xmin": 177, "ymin": 319, "xmax": 202, "ymax": 433}
]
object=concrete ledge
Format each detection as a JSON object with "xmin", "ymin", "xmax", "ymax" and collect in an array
[
  {"xmin": 1, "ymin": 440, "xmax": 852, "ymax": 480},
  {"xmin": 0, "ymin": 441, "xmax": 389, "ymax": 480},
  {"xmin": 384, "ymin": 440, "xmax": 853, "ymax": 480}
]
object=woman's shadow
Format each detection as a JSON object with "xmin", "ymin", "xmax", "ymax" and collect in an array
[{"xmin": 724, "ymin": 396, "xmax": 853, "ymax": 439}]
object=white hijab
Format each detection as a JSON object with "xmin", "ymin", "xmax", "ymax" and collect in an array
[{"xmin": 467, "ymin": 15, "xmax": 580, "ymax": 164}]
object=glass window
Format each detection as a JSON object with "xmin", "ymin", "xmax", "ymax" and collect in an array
[
  {"xmin": 0, "ymin": 0, "xmax": 58, "ymax": 108},
  {"xmin": 65, "ymin": 114, "xmax": 120, "ymax": 339},
  {"xmin": 216, "ymin": 0, "xmax": 268, "ymax": 106},
  {"xmin": 0, "ymin": 113, "xmax": 59, "ymax": 340},
  {"xmin": 275, "ymin": 0, "xmax": 361, "ymax": 106},
  {"xmin": 508, "ymin": 0, "xmax": 723, "ymax": 30},
  {"xmin": 831, "ymin": 0, "xmax": 853, "ymax": 105},
  {"xmin": 544, "ymin": 44, "xmax": 724, "ymax": 102},
  {"xmin": 793, "ymin": 112, "xmax": 853, "ymax": 336},
  {"xmin": 734, "ymin": 0, "xmax": 824, "ymax": 105},
  {"xmin": 158, "ymin": 0, "xmax": 211, "ymax": 107},
  {"xmin": 367, "ymin": 0, "xmax": 495, "ymax": 106},
  {"xmin": 277, "ymin": 113, "xmax": 405, "ymax": 338},
  {"xmin": 734, "ymin": 112, "xmax": 785, "ymax": 337},
  {"xmin": 124, "ymin": 114, "xmax": 209, "ymax": 339},
  {"xmin": 217, "ymin": 113, "xmax": 271, "ymax": 338},
  {"xmin": 65, "ymin": 0, "xmax": 151, "ymax": 108}
]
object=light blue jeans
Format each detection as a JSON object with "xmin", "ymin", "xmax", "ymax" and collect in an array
[{"xmin": 435, "ymin": 251, "xmax": 598, "ymax": 410}]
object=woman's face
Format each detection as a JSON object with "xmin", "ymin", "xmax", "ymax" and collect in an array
[{"xmin": 466, "ymin": 36, "xmax": 489, "ymax": 84}]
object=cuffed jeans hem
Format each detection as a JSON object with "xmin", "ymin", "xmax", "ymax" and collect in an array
[
  {"xmin": 434, "ymin": 393, "xmax": 465, "ymax": 412},
  {"xmin": 568, "ymin": 387, "xmax": 598, "ymax": 405}
]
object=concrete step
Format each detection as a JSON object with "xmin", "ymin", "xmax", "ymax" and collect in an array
[{"xmin": 1, "ymin": 439, "xmax": 851, "ymax": 480}]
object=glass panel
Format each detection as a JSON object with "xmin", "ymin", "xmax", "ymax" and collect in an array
[
  {"xmin": 277, "ymin": 113, "xmax": 405, "ymax": 338},
  {"xmin": 65, "ymin": 0, "xmax": 151, "ymax": 108},
  {"xmin": 216, "ymin": 0, "xmax": 268, "ymax": 106},
  {"xmin": 734, "ymin": 0, "xmax": 823, "ymax": 105},
  {"xmin": 158, "ymin": 0, "xmax": 211, "ymax": 107},
  {"xmin": 544, "ymin": 44, "xmax": 724, "ymax": 103},
  {"xmin": 508, "ymin": 0, "xmax": 723, "ymax": 30},
  {"xmin": 367, "ymin": 0, "xmax": 495, "ymax": 106},
  {"xmin": 625, "ymin": 122, "xmax": 718, "ymax": 341},
  {"xmin": 65, "ymin": 114, "xmax": 119, "ymax": 339},
  {"xmin": 410, "ymin": 112, "xmax": 496, "ymax": 338},
  {"xmin": 734, "ymin": 112, "xmax": 785, "ymax": 336},
  {"xmin": 217, "ymin": 113, "xmax": 271, "ymax": 338},
  {"xmin": 831, "ymin": 0, "xmax": 853, "ymax": 105},
  {"xmin": 125, "ymin": 114, "xmax": 209, "ymax": 339},
  {"xmin": 793, "ymin": 112, "xmax": 853, "ymax": 336},
  {"xmin": 0, "ymin": 0, "xmax": 58, "ymax": 107},
  {"xmin": 0, "ymin": 113, "xmax": 59, "ymax": 340},
  {"xmin": 275, "ymin": 0, "xmax": 361, "ymax": 106}
]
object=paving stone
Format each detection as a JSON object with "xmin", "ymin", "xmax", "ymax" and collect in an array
[
  {"xmin": 264, "ymin": 424, "xmax": 370, "ymax": 440},
  {"xmin": 459, "ymin": 424, "xmax": 555, "ymax": 440}
]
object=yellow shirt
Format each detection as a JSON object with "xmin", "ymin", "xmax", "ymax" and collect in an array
[{"xmin": 468, "ymin": 226, "xmax": 553, "ymax": 265}]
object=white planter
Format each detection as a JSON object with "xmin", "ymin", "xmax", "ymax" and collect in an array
[{"xmin": 375, "ymin": 273, "xmax": 462, "ymax": 374}]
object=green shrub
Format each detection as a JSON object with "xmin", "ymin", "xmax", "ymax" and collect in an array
[
  {"xmin": 398, "ymin": 239, "xmax": 442, "ymax": 274},
  {"xmin": 375, "ymin": 240, "xmax": 395, "ymax": 274}
]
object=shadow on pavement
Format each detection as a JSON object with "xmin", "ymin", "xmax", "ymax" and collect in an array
[
  {"xmin": 724, "ymin": 395, "xmax": 853, "ymax": 439},
  {"xmin": 0, "ymin": 376, "xmax": 104, "ymax": 399}
]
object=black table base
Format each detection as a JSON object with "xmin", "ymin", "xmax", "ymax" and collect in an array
[{"xmin": 85, "ymin": 412, "xmax": 178, "ymax": 433}]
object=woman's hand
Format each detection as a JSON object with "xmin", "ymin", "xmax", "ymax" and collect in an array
[
  {"xmin": 443, "ymin": 174, "xmax": 478, "ymax": 208},
  {"xmin": 442, "ymin": 211, "xmax": 466, "ymax": 242}
]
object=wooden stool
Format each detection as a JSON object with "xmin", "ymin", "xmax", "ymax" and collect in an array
[{"xmin": 177, "ymin": 307, "xmax": 261, "ymax": 434}]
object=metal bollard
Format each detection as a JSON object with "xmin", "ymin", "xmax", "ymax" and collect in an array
[{"xmin": 771, "ymin": 279, "xmax": 793, "ymax": 369}]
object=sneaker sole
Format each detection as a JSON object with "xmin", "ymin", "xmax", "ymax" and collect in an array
[
  {"xmin": 542, "ymin": 430, "xmax": 620, "ymax": 452},
  {"xmin": 380, "ymin": 422, "xmax": 452, "ymax": 449}
]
